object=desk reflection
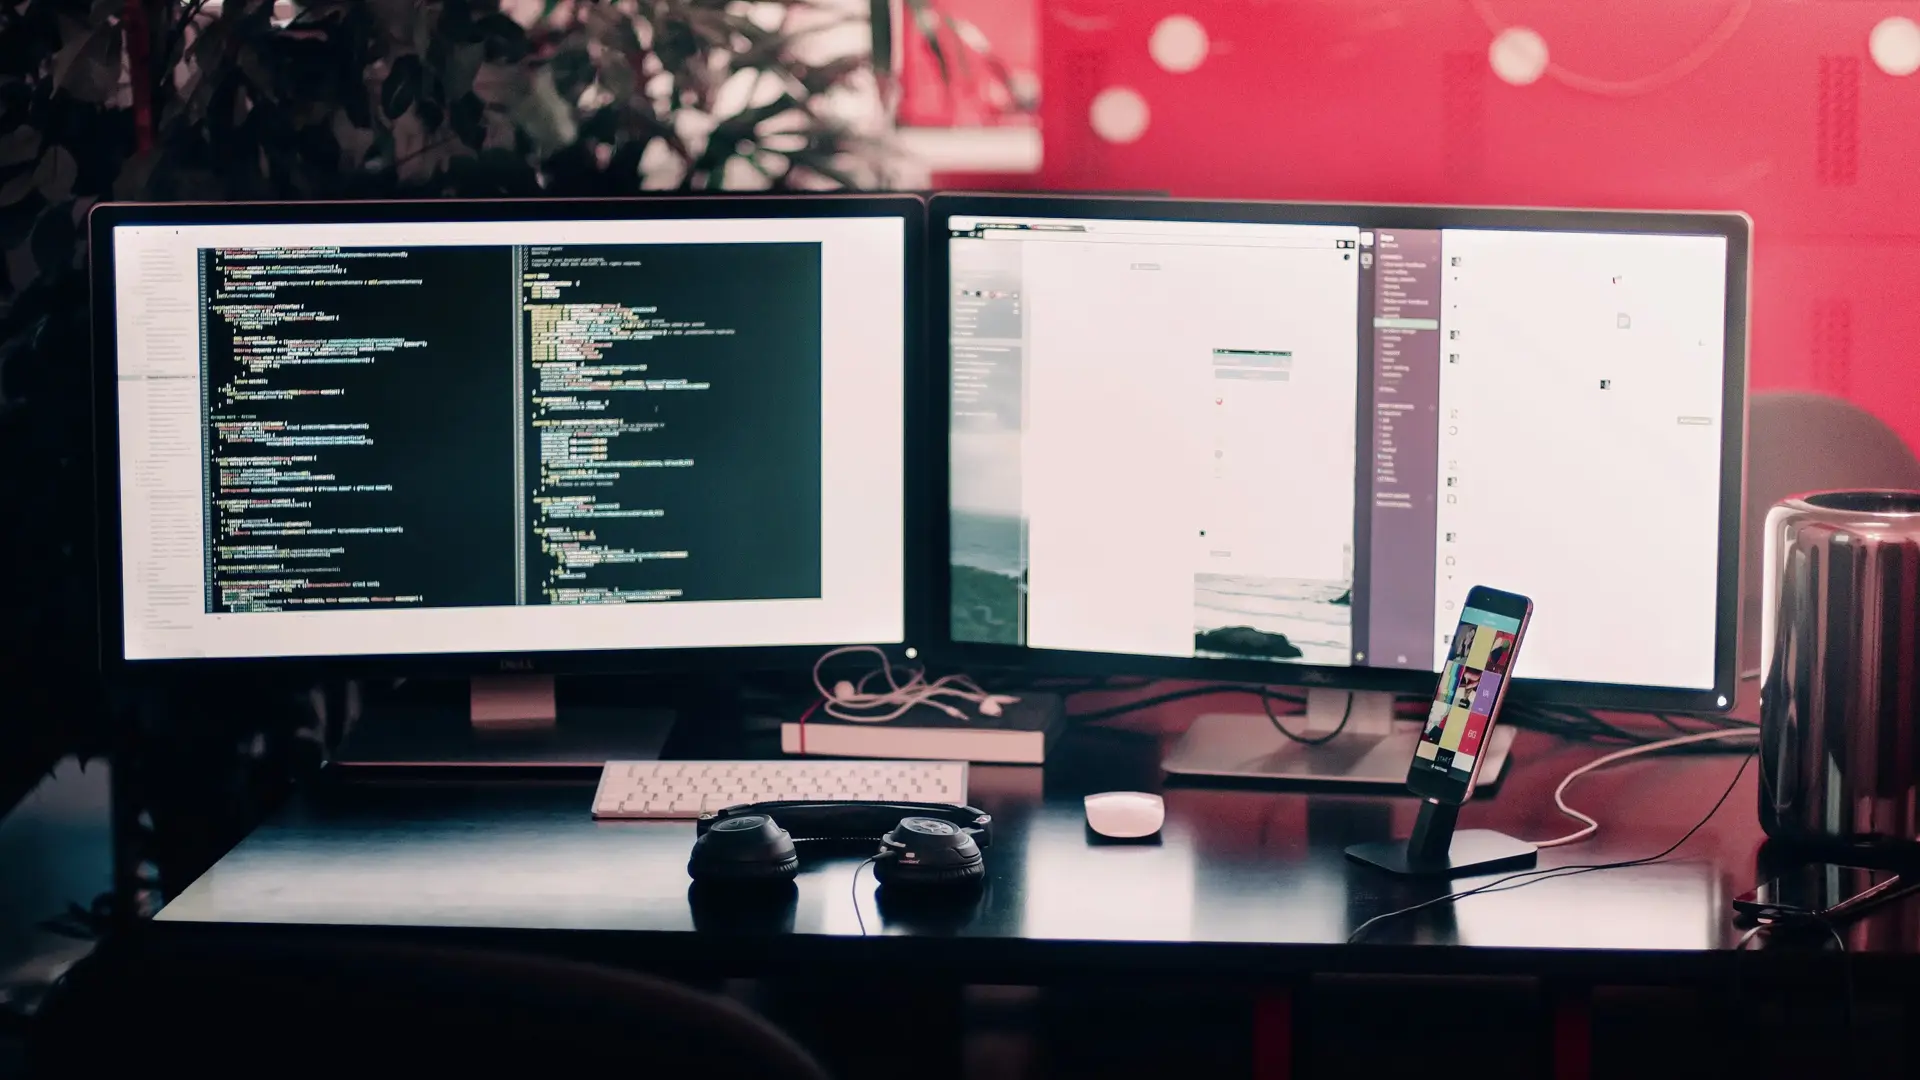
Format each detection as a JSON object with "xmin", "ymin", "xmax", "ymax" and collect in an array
[
  {"xmin": 1017, "ymin": 813, "xmax": 1198, "ymax": 942},
  {"xmin": 1440, "ymin": 862, "xmax": 1721, "ymax": 950}
]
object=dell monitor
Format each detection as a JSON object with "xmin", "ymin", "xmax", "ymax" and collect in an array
[
  {"xmin": 92, "ymin": 195, "xmax": 923, "ymax": 727},
  {"xmin": 933, "ymin": 194, "xmax": 1749, "ymax": 784}
]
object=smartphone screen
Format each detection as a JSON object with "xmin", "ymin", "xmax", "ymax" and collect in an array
[
  {"xmin": 1406, "ymin": 586, "xmax": 1531, "ymax": 802},
  {"xmin": 1734, "ymin": 864, "xmax": 1903, "ymax": 921}
]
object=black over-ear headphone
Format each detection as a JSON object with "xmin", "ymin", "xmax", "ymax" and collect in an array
[{"xmin": 688, "ymin": 801, "xmax": 992, "ymax": 889}]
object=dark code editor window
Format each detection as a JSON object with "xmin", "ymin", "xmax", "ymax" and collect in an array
[{"xmin": 200, "ymin": 241, "xmax": 823, "ymax": 615}]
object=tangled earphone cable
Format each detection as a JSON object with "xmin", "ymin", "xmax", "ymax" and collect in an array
[{"xmin": 810, "ymin": 645, "xmax": 1020, "ymax": 723}]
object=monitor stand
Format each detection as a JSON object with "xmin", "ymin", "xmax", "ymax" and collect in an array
[
  {"xmin": 1160, "ymin": 689, "xmax": 1517, "ymax": 792},
  {"xmin": 1344, "ymin": 797, "xmax": 1537, "ymax": 877},
  {"xmin": 332, "ymin": 675, "xmax": 677, "ymax": 771}
]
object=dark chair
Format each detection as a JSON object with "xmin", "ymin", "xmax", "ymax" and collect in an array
[
  {"xmin": 27, "ymin": 929, "xmax": 831, "ymax": 1079},
  {"xmin": 1741, "ymin": 391, "xmax": 1920, "ymax": 673}
]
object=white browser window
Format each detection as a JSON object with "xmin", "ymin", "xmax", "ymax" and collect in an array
[{"xmin": 948, "ymin": 212, "xmax": 1733, "ymax": 692}]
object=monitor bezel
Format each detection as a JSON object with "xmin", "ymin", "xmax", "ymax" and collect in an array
[
  {"xmin": 90, "ymin": 193, "xmax": 928, "ymax": 679},
  {"xmin": 926, "ymin": 193, "xmax": 1751, "ymax": 714}
]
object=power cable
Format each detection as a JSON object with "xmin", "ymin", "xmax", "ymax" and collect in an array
[
  {"xmin": 1349, "ymin": 750, "xmax": 1753, "ymax": 942},
  {"xmin": 1530, "ymin": 727, "xmax": 1759, "ymax": 848}
]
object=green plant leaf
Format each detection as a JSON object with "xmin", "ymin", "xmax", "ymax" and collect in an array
[
  {"xmin": 506, "ymin": 68, "xmax": 577, "ymax": 157},
  {"xmin": 367, "ymin": 0, "xmax": 416, "ymax": 39},
  {"xmin": 52, "ymin": 21, "xmax": 124, "ymax": 105},
  {"xmin": 0, "ymin": 170, "xmax": 37, "ymax": 209},
  {"xmin": 0, "ymin": 129, "xmax": 41, "ymax": 169},
  {"xmin": 33, "ymin": 147, "xmax": 77, "ymax": 203},
  {"xmin": 795, "ymin": 56, "xmax": 867, "ymax": 96},
  {"xmin": 113, "ymin": 151, "xmax": 162, "ymax": 201},
  {"xmin": 476, "ymin": 12, "xmax": 531, "ymax": 63},
  {"xmin": 236, "ymin": 43, "xmax": 278, "ymax": 102},
  {"xmin": 596, "ymin": 50, "xmax": 637, "ymax": 105},
  {"xmin": 471, "ymin": 61, "xmax": 527, "ymax": 107},
  {"xmin": 449, "ymin": 93, "xmax": 486, "ymax": 149},
  {"xmin": 443, "ymin": 42, "xmax": 486, "ymax": 101},
  {"xmin": 654, "ymin": 15, "xmax": 699, "ymax": 74},
  {"xmin": 381, "ymin": 54, "xmax": 423, "ymax": 120},
  {"xmin": 550, "ymin": 45, "xmax": 596, "ymax": 104}
]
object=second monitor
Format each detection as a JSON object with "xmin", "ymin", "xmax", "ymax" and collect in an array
[{"xmin": 936, "ymin": 195, "xmax": 1749, "ymax": 723}]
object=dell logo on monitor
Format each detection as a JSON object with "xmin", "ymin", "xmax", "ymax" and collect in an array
[{"xmin": 498, "ymin": 658, "xmax": 536, "ymax": 672}]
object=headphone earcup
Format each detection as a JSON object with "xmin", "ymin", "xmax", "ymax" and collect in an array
[
  {"xmin": 872, "ymin": 857, "xmax": 985, "ymax": 887},
  {"xmin": 872, "ymin": 816, "xmax": 986, "ymax": 889},
  {"xmin": 687, "ymin": 814, "xmax": 800, "ymax": 884}
]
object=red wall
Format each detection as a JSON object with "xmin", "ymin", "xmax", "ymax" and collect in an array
[{"xmin": 1013, "ymin": 0, "xmax": 1920, "ymax": 451}]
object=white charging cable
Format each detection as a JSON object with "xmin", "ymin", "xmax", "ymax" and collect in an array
[
  {"xmin": 809, "ymin": 645, "xmax": 1020, "ymax": 724},
  {"xmin": 1531, "ymin": 726, "xmax": 1759, "ymax": 849}
]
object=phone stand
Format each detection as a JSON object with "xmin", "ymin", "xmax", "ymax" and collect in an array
[{"xmin": 1344, "ymin": 798, "xmax": 1538, "ymax": 878}]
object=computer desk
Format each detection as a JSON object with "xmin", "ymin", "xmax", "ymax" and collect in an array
[{"xmin": 152, "ymin": 697, "xmax": 1920, "ymax": 1073}]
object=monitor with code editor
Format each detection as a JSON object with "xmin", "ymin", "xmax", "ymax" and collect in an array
[{"xmin": 92, "ymin": 196, "xmax": 922, "ymax": 674}]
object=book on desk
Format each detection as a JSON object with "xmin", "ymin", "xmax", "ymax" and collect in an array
[{"xmin": 781, "ymin": 693, "xmax": 1065, "ymax": 764}]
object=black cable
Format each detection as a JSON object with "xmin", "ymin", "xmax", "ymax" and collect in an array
[
  {"xmin": 1815, "ymin": 916, "xmax": 1855, "ymax": 1041},
  {"xmin": 1064, "ymin": 681, "xmax": 1371, "ymax": 748},
  {"xmin": 1505, "ymin": 702, "xmax": 1750, "ymax": 747},
  {"xmin": 1651, "ymin": 711, "xmax": 1703, "ymax": 735},
  {"xmin": 1348, "ymin": 750, "xmax": 1754, "ymax": 943},
  {"xmin": 1548, "ymin": 706, "xmax": 1668, "ymax": 743},
  {"xmin": 1261, "ymin": 686, "xmax": 1353, "ymax": 746},
  {"xmin": 850, "ymin": 855, "xmax": 878, "ymax": 936},
  {"xmin": 1728, "ymin": 921, "xmax": 1766, "ymax": 1050},
  {"xmin": 1062, "ymin": 683, "xmax": 1304, "ymax": 725}
]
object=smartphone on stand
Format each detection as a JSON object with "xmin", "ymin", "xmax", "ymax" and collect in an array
[{"xmin": 1407, "ymin": 585, "xmax": 1533, "ymax": 805}]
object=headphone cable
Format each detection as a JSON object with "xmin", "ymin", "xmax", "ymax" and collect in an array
[{"xmin": 850, "ymin": 855, "xmax": 879, "ymax": 936}]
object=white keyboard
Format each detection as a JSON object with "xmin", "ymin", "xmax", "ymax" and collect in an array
[{"xmin": 591, "ymin": 759, "xmax": 969, "ymax": 820}]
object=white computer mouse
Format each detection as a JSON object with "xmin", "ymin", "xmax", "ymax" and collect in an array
[{"xmin": 1084, "ymin": 791, "xmax": 1165, "ymax": 839}]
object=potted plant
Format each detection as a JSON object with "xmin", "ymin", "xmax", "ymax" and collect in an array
[{"xmin": 0, "ymin": 0, "xmax": 914, "ymax": 831}]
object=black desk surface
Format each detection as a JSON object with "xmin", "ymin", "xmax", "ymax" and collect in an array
[{"xmin": 154, "ymin": 708, "xmax": 1920, "ymax": 985}]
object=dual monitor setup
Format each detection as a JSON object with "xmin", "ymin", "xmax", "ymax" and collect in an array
[{"xmin": 92, "ymin": 193, "xmax": 1749, "ymax": 790}]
